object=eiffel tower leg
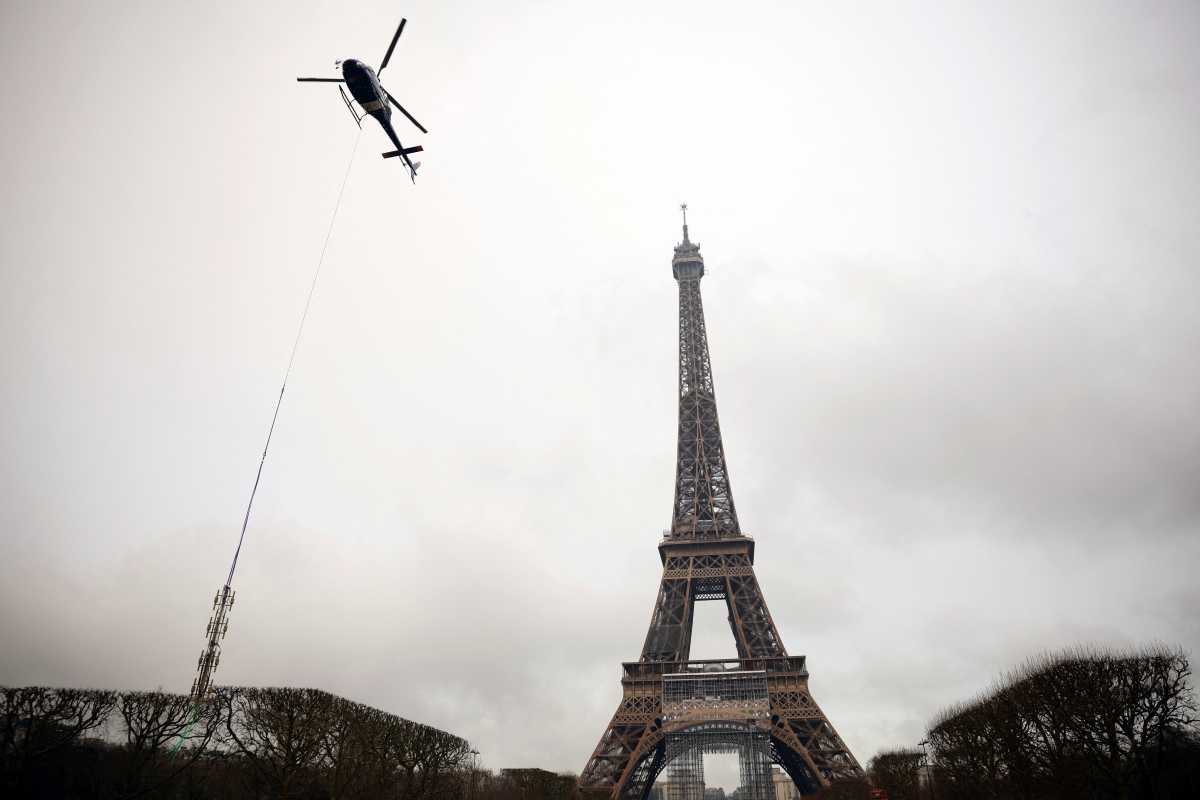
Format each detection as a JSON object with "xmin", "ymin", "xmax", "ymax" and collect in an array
[
  {"xmin": 723, "ymin": 570, "xmax": 785, "ymax": 659},
  {"xmin": 767, "ymin": 675, "xmax": 863, "ymax": 788},
  {"xmin": 644, "ymin": 549, "xmax": 785, "ymax": 662},
  {"xmin": 581, "ymin": 572, "xmax": 690, "ymax": 797},
  {"xmin": 579, "ymin": 702, "xmax": 664, "ymax": 800},
  {"xmin": 641, "ymin": 576, "xmax": 695, "ymax": 663}
]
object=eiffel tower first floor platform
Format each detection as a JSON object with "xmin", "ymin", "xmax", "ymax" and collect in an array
[{"xmin": 578, "ymin": 655, "xmax": 862, "ymax": 799}]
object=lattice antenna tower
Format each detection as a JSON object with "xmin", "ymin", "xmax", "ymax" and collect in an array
[
  {"xmin": 188, "ymin": 399, "xmax": 272, "ymax": 705},
  {"xmin": 190, "ymin": 584, "xmax": 234, "ymax": 703}
]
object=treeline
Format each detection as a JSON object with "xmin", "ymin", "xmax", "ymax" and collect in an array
[
  {"xmin": 867, "ymin": 647, "xmax": 1200, "ymax": 800},
  {"xmin": 2, "ymin": 685, "xmax": 478, "ymax": 799},
  {"xmin": 470, "ymin": 768, "xmax": 580, "ymax": 799}
]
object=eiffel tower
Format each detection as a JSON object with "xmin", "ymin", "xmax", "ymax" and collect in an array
[{"xmin": 578, "ymin": 208, "xmax": 863, "ymax": 799}]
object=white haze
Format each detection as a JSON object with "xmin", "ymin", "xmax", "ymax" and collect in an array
[{"xmin": 2, "ymin": 0, "xmax": 1198, "ymax": 787}]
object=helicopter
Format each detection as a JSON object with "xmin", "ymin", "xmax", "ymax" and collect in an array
[{"xmin": 297, "ymin": 18, "xmax": 429, "ymax": 182}]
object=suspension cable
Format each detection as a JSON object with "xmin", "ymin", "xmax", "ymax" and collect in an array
[{"xmin": 225, "ymin": 129, "xmax": 362, "ymax": 586}]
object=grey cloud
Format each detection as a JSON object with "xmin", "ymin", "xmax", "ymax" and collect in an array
[{"xmin": 2, "ymin": 0, "xmax": 1198, "ymax": 787}]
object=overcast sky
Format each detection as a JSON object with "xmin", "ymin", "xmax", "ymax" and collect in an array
[{"xmin": 2, "ymin": 0, "xmax": 1198, "ymax": 790}]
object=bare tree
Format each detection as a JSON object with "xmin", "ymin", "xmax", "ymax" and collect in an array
[
  {"xmin": 113, "ymin": 691, "xmax": 220, "ymax": 799},
  {"xmin": 355, "ymin": 706, "xmax": 472, "ymax": 799},
  {"xmin": 927, "ymin": 646, "xmax": 1199, "ymax": 800},
  {"xmin": 314, "ymin": 695, "xmax": 373, "ymax": 800},
  {"xmin": 867, "ymin": 749, "xmax": 923, "ymax": 800},
  {"xmin": 0, "ymin": 685, "xmax": 479, "ymax": 800},
  {"xmin": 220, "ymin": 686, "xmax": 333, "ymax": 799},
  {"xmin": 1, "ymin": 686, "xmax": 116, "ymax": 793},
  {"xmin": 815, "ymin": 777, "xmax": 871, "ymax": 800}
]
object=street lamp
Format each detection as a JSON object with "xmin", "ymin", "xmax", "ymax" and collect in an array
[
  {"xmin": 917, "ymin": 740, "xmax": 936, "ymax": 800},
  {"xmin": 468, "ymin": 749, "xmax": 480, "ymax": 800}
]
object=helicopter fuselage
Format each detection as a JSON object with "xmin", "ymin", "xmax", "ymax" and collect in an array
[
  {"xmin": 340, "ymin": 58, "xmax": 408, "ymax": 156},
  {"xmin": 341, "ymin": 59, "xmax": 389, "ymax": 121}
]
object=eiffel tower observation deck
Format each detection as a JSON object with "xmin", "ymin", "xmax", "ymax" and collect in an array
[{"xmin": 579, "ymin": 209, "xmax": 862, "ymax": 799}]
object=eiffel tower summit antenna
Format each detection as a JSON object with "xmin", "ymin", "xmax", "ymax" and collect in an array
[{"xmin": 578, "ymin": 209, "xmax": 863, "ymax": 798}]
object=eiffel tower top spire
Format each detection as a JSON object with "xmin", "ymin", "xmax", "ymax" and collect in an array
[
  {"xmin": 668, "ymin": 206, "xmax": 740, "ymax": 539},
  {"xmin": 672, "ymin": 203, "xmax": 704, "ymax": 280}
]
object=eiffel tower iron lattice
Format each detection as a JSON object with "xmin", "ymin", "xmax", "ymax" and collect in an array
[{"xmin": 578, "ymin": 208, "xmax": 863, "ymax": 799}]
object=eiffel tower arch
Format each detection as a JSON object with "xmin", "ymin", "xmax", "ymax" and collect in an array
[{"xmin": 579, "ymin": 209, "xmax": 862, "ymax": 799}]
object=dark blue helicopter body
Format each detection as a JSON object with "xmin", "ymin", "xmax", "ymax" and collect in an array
[
  {"xmin": 340, "ymin": 59, "xmax": 386, "ymax": 114},
  {"xmin": 298, "ymin": 19, "xmax": 428, "ymax": 181}
]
